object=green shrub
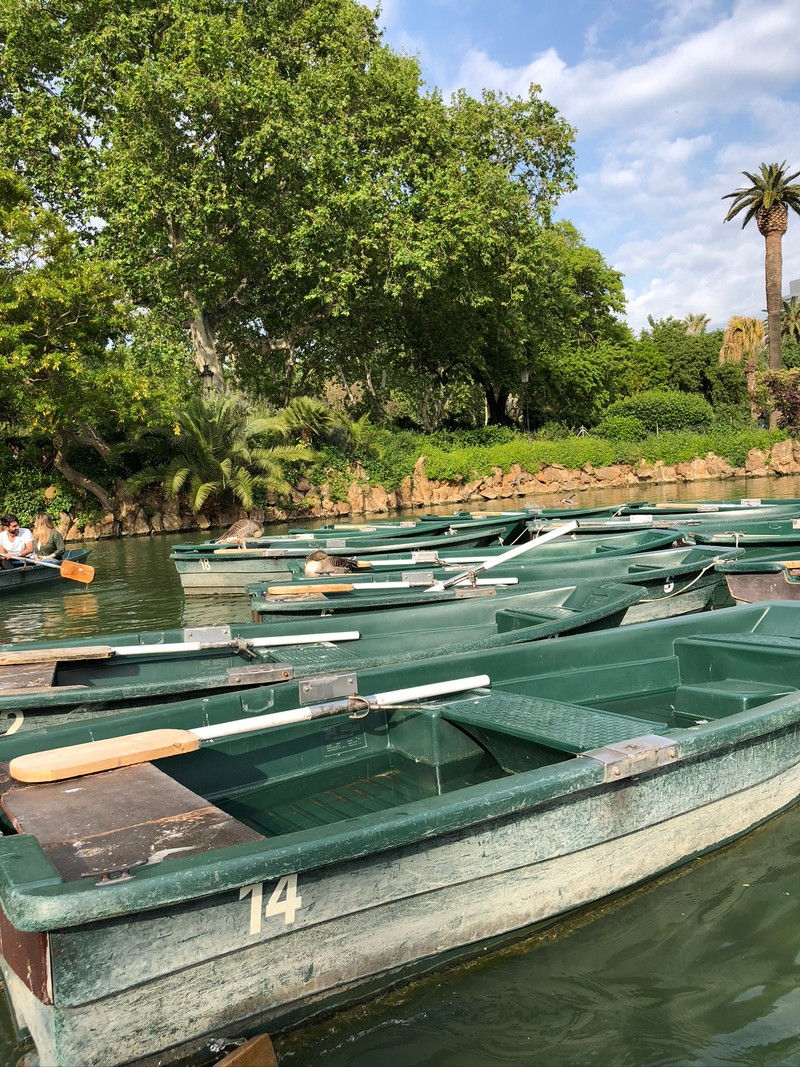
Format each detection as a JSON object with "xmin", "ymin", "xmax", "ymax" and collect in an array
[
  {"xmin": 595, "ymin": 415, "xmax": 647, "ymax": 441},
  {"xmin": 603, "ymin": 390, "xmax": 714, "ymax": 432}
]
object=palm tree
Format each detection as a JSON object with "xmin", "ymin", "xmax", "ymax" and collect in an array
[
  {"xmin": 684, "ymin": 313, "xmax": 711, "ymax": 334},
  {"xmin": 723, "ymin": 162, "xmax": 800, "ymax": 371},
  {"xmin": 126, "ymin": 395, "xmax": 313, "ymax": 512},
  {"xmin": 782, "ymin": 295, "xmax": 800, "ymax": 346},
  {"xmin": 264, "ymin": 396, "xmax": 337, "ymax": 446},
  {"xmin": 719, "ymin": 316, "xmax": 766, "ymax": 421}
]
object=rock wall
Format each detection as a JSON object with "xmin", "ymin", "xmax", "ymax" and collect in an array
[{"xmin": 60, "ymin": 441, "xmax": 800, "ymax": 541}]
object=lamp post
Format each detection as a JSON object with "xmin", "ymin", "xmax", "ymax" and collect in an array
[
  {"xmin": 200, "ymin": 363, "xmax": 214, "ymax": 399},
  {"xmin": 520, "ymin": 367, "xmax": 530, "ymax": 432}
]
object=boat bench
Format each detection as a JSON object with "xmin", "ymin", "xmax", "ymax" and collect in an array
[
  {"xmin": 0, "ymin": 762, "xmax": 263, "ymax": 883},
  {"xmin": 494, "ymin": 607, "xmax": 575, "ymax": 632},
  {"xmin": 439, "ymin": 691, "xmax": 659, "ymax": 756},
  {"xmin": 672, "ymin": 635, "xmax": 800, "ymax": 724}
]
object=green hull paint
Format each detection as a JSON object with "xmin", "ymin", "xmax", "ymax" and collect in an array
[
  {"xmin": 0, "ymin": 581, "xmax": 643, "ymax": 722},
  {"xmin": 2, "ymin": 605, "xmax": 800, "ymax": 1062}
]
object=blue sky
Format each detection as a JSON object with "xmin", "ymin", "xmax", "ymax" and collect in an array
[{"xmin": 377, "ymin": 0, "xmax": 800, "ymax": 334}]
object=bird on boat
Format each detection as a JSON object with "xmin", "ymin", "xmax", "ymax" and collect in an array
[
  {"xmin": 214, "ymin": 519, "xmax": 265, "ymax": 548},
  {"xmin": 304, "ymin": 550, "xmax": 363, "ymax": 577}
]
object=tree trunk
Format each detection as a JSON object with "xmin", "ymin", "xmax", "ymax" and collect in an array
[
  {"xmin": 764, "ymin": 229, "xmax": 784, "ymax": 372},
  {"xmin": 485, "ymin": 385, "xmax": 510, "ymax": 425},
  {"xmin": 189, "ymin": 310, "xmax": 224, "ymax": 392},
  {"xmin": 166, "ymin": 215, "xmax": 224, "ymax": 391},
  {"xmin": 52, "ymin": 429, "xmax": 114, "ymax": 513}
]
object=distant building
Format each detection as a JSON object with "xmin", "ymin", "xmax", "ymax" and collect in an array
[{"xmin": 790, "ymin": 279, "xmax": 800, "ymax": 298}]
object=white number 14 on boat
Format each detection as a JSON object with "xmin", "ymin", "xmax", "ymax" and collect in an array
[{"xmin": 240, "ymin": 875, "xmax": 303, "ymax": 935}]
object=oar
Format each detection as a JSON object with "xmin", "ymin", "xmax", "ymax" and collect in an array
[
  {"xmin": 9, "ymin": 555, "xmax": 94, "ymax": 584},
  {"xmin": 429, "ymin": 520, "xmax": 578, "ymax": 590},
  {"xmin": 9, "ymin": 673, "xmax": 491, "ymax": 783},
  {"xmin": 265, "ymin": 577, "xmax": 519, "ymax": 595},
  {"xmin": 0, "ymin": 630, "xmax": 362, "ymax": 666}
]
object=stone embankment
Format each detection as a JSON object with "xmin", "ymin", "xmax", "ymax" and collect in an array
[{"xmin": 61, "ymin": 440, "xmax": 798, "ymax": 541}]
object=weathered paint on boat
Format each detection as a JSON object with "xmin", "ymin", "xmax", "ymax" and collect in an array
[
  {"xmin": 171, "ymin": 514, "xmax": 529, "ymax": 556},
  {"xmin": 688, "ymin": 518, "xmax": 800, "ymax": 547},
  {"xmin": 0, "ymin": 550, "xmax": 91, "ymax": 595},
  {"xmin": 170, "ymin": 519, "xmax": 532, "ymax": 594},
  {"xmin": 2, "ymin": 603, "xmax": 800, "ymax": 1064},
  {"xmin": 0, "ymin": 581, "xmax": 643, "ymax": 723},
  {"xmin": 255, "ymin": 544, "xmax": 741, "ymax": 624},
  {"xmin": 716, "ymin": 557, "xmax": 800, "ymax": 604}
]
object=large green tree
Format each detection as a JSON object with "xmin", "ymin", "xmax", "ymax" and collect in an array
[
  {"xmin": 723, "ymin": 162, "xmax": 800, "ymax": 371},
  {"xmin": 1, "ymin": 0, "xmax": 425, "ymax": 391},
  {"xmin": 0, "ymin": 167, "xmax": 185, "ymax": 508}
]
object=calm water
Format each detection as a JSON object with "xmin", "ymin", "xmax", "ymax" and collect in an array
[{"xmin": 3, "ymin": 476, "xmax": 800, "ymax": 1066}]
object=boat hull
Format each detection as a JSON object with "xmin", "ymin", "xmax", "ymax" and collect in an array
[
  {"xmin": 6, "ymin": 603, "xmax": 800, "ymax": 1064},
  {"xmin": 1, "ymin": 716, "xmax": 798, "ymax": 1065}
]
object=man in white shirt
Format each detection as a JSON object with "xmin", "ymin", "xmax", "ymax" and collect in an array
[{"xmin": 0, "ymin": 515, "xmax": 34, "ymax": 569}]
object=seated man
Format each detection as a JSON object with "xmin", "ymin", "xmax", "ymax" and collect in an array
[{"xmin": 0, "ymin": 514, "xmax": 34, "ymax": 569}]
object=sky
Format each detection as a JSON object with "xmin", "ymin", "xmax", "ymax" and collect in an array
[{"xmin": 377, "ymin": 0, "xmax": 800, "ymax": 335}]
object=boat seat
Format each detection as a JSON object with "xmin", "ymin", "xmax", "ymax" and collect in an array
[
  {"xmin": 261, "ymin": 644, "xmax": 359, "ymax": 668},
  {"xmin": 672, "ymin": 679, "xmax": 796, "ymax": 724},
  {"xmin": 440, "ymin": 691, "xmax": 659, "ymax": 755},
  {"xmin": 0, "ymin": 762, "xmax": 263, "ymax": 883},
  {"xmin": 494, "ymin": 607, "xmax": 574, "ymax": 632},
  {"xmin": 675, "ymin": 633, "xmax": 800, "ymax": 651}
]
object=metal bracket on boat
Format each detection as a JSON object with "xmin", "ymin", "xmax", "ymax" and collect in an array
[
  {"xmin": 410, "ymin": 551, "xmax": 441, "ymax": 563},
  {"xmin": 226, "ymin": 664, "xmax": 294, "ymax": 684},
  {"xmin": 401, "ymin": 571, "xmax": 435, "ymax": 586},
  {"xmin": 453, "ymin": 588, "xmax": 496, "ymax": 599},
  {"xmin": 182, "ymin": 625, "xmax": 232, "ymax": 642},
  {"xmin": 579, "ymin": 734, "xmax": 681, "ymax": 783},
  {"xmin": 298, "ymin": 674, "xmax": 357, "ymax": 704},
  {"xmin": 82, "ymin": 859, "xmax": 148, "ymax": 887},
  {"xmin": 226, "ymin": 665, "xmax": 294, "ymax": 682},
  {"xmin": 324, "ymin": 538, "xmax": 348, "ymax": 549}
]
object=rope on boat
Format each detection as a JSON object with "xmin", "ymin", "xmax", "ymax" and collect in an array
[{"xmin": 638, "ymin": 556, "xmax": 738, "ymax": 603}]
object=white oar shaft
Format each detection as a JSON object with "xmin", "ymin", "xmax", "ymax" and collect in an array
[
  {"xmin": 332, "ymin": 577, "xmax": 518, "ymax": 590},
  {"xmin": 430, "ymin": 520, "xmax": 578, "ymax": 590},
  {"xmin": 191, "ymin": 674, "xmax": 491, "ymax": 741},
  {"xmin": 111, "ymin": 631, "xmax": 361, "ymax": 656}
]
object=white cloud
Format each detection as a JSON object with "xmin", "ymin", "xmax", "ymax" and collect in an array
[{"xmin": 380, "ymin": 0, "xmax": 800, "ymax": 332}]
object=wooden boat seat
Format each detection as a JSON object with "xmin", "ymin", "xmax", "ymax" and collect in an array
[
  {"xmin": 440, "ymin": 691, "xmax": 659, "ymax": 755},
  {"xmin": 0, "ymin": 762, "xmax": 263, "ymax": 883}
]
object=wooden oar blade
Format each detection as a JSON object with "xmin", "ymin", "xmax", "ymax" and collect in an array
[
  {"xmin": 9, "ymin": 729, "xmax": 199, "ymax": 783},
  {"xmin": 60, "ymin": 559, "xmax": 94, "ymax": 583}
]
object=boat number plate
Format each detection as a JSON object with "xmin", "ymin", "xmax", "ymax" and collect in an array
[{"xmin": 240, "ymin": 875, "xmax": 303, "ymax": 934}]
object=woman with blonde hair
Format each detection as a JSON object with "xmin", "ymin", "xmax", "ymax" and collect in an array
[{"xmin": 32, "ymin": 511, "xmax": 65, "ymax": 560}]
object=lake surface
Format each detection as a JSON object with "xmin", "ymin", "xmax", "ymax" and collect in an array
[{"xmin": 3, "ymin": 476, "xmax": 800, "ymax": 1066}]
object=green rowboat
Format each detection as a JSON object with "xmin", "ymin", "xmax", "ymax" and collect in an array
[
  {"xmin": 2, "ymin": 602, "xmax": 800, "ymax": 1064},
  {"xmin": 0, "ymin": 550, "xmax": 91, "ymax": 595},
  {"xmin": 0, "ymin": 581, "xmax": 642, "ymax": 725}
]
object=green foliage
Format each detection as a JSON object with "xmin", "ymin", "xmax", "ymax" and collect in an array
[
  {"xmin": 635, "ymin": 318, "xmax": 725, "ymax": 398},
  {"xmin": 764, "ymin": 370, "xmax": 800, "ymax": 433},
  {"xmin": 602, "ymin": 390, "xmax": 714, "ymax": 432},
  {"xmin": 125, "ymin": 395, "xmax": 314, "ymax": 512},
  {"xmin": 595, "ymin": 415, "xmax": 647, "ymax": 441}
]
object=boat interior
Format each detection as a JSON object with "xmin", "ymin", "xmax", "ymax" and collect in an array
[{"xmin": 1, "ymin": 623, "xmax": 799, "ymax": 885}]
